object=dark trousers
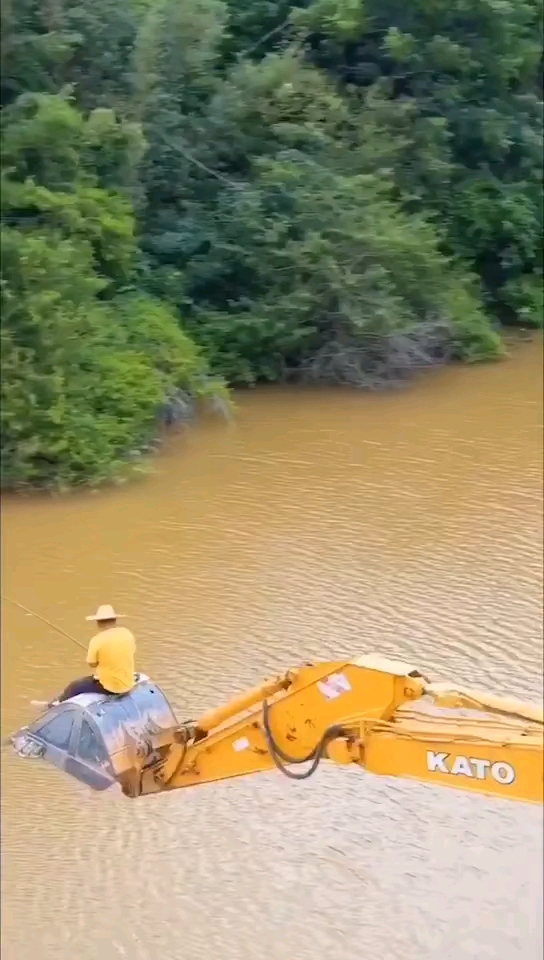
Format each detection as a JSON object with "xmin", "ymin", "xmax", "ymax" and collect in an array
[{"xmin": 57, "ymin": 675, "xmax": 110, "ymax": 702}]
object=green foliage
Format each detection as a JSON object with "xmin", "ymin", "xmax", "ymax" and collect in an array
[
  {"xmin": 1, "ymin": 0, "xmax": 144, "ymax": 111},
  {"xmin": 0, "ymin": 90, "xmax": 219, "ymax": 489},
  {"xmin": 182, "ymin": 145, "xmax": 490, "ymax": 379},
  {"xmin": 1, "ymin": 0, "xmax": 542, "ymax": 487},
  {"xmin": 1, "ymin": 92, "xmax": 142, "ymax": 292},
  {"xmin": 502, "ymin": 273, "xmax": 544, "ymax": 328},
  {"xmin": 136, "ymin": 46, "xmax": 505, "ymax": 382},
  {"xmin": 291, "ymin": 0, "xmax": 366, "ymax": 40},
  {"xmin": 1, "ymin": 225, "xmax": 212, "ymax": 488},
  {"xmin": 290, "ymin": 0, "xmax": 543, "ymax": 319}
]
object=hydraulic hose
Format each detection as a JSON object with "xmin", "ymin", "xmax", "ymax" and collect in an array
[{"xmin": 262, "ymin": 699, "xmax": 348, "ymax": 781}]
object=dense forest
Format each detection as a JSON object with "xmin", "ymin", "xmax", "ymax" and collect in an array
[{"xmin": 1, "ymin": 0, "xmax": 542, "ymax": 488}]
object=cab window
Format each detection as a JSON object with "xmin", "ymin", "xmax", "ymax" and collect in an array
[
  {"xmin": 77, "ymin": 720, "xmax": 107, "ymax": 766},
  {"xmin": 35, "ymin": 712, "xmax": 75, "ymax": 751}
]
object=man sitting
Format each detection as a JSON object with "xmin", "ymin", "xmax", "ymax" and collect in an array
[{"xmin": 51, "ymin": 604, "xmax": 137, "ymax": 704}]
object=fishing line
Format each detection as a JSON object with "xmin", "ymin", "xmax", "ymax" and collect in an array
[{"xmin": 1, "ymin": 595, "xmax": 86, "ymax": 650}]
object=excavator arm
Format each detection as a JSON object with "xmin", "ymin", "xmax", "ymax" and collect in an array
[{"xmin": 117, "ymin": 655, "xmax": 544, "ymax": 805}]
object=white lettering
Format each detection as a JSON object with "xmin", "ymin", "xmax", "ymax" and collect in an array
[
  {"xmin": 491, "ymin": 761, "xmax": 515, "ymax": 785},
  {"xmin": 426, "ymin": 752, "xmax": 515, "ymax": 785},
  {"xmin": 427, "ymin": 751, "xmax": 449, "ymax": 773},
  {"xmin": 470, "ymin": 758, "xmax": 491, "ymax": 780},
  {"xmin": 451, "ymin": 755, "xmax": 473, "ymax": 777}
]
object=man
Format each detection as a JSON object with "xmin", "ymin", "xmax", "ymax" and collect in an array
[{"xmin": 53, "ymin": 604, "xmax": 137, "ymax": 703}]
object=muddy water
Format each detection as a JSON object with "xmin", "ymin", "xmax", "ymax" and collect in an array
[{"xmin": 2, "ymin": 340, "xmax": 543, "ymax": 960}]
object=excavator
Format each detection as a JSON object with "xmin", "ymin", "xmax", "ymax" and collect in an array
[{"xmin": 11, "ymin": 653, "xmax": 544, "ymax": 805}]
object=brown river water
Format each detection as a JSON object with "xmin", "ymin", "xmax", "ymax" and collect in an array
[{"xmin": 1, "ymin": 338, "xmax": 543, "ymax": 960}]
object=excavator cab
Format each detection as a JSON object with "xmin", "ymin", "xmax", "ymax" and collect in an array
[{"xmin": 10, "ymin": 675, "xmax": 179, "ymax": 792}]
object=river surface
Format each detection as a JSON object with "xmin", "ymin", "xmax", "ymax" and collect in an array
[{"xmin": 2, "ymin": 339, "xmax": 543, "ymax": 960}]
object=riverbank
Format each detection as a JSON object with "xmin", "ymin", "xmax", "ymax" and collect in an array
[{"xmin": 2, "ymin": 330, "xmax": 541, "ymax": 497}]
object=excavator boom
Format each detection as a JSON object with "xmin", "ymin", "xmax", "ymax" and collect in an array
[
  {"xmin": 361, "ymin": 710, "xmax": 542, "ymax": 804},
  {"xmin": 115, "ymin": 655, "xmax": 543, "ymax": 805}
]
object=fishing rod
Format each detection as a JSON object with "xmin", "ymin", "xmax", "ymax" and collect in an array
[{"xmin": 1, "ymin": 595, "xmax": 86, "ymax": 650}]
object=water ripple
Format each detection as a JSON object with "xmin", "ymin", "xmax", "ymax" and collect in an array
[{"xmin": 2, "ymin": 340, "xmax": 543, "ymax": 960}]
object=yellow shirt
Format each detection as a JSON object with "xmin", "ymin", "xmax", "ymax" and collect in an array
[{"xmin": 86, "ymin": 626, "xmax": 136, "ymax": 694}]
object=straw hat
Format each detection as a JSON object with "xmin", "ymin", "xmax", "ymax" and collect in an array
[{"xmin": 85, "ymin": 604, "xmax": 126, "ymax": 622}]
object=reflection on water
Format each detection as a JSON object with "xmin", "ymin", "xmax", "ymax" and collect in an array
[{"xmin": 2, "ymin": 339, "xmax": 543, "ymax": 960}]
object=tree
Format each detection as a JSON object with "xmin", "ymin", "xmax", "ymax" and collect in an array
[
  {"xmin": 1, "ymin": 0, "xmax": 144, "ymax": 112},
  {"xmin": 0, "ymin": 92, "xmax": 222, "ymax": 488},
  {"xmin": 135, "ymin": 48, "xmax": 502, "ymax": 384},
  {"xmin": 293, "ymin": 0, "xmax": 543, "ymax": 324}
]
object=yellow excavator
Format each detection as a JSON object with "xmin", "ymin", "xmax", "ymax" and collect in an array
[{"xmin": 11, "ymin": 654, "xmax": 544, "ymax": 805}]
